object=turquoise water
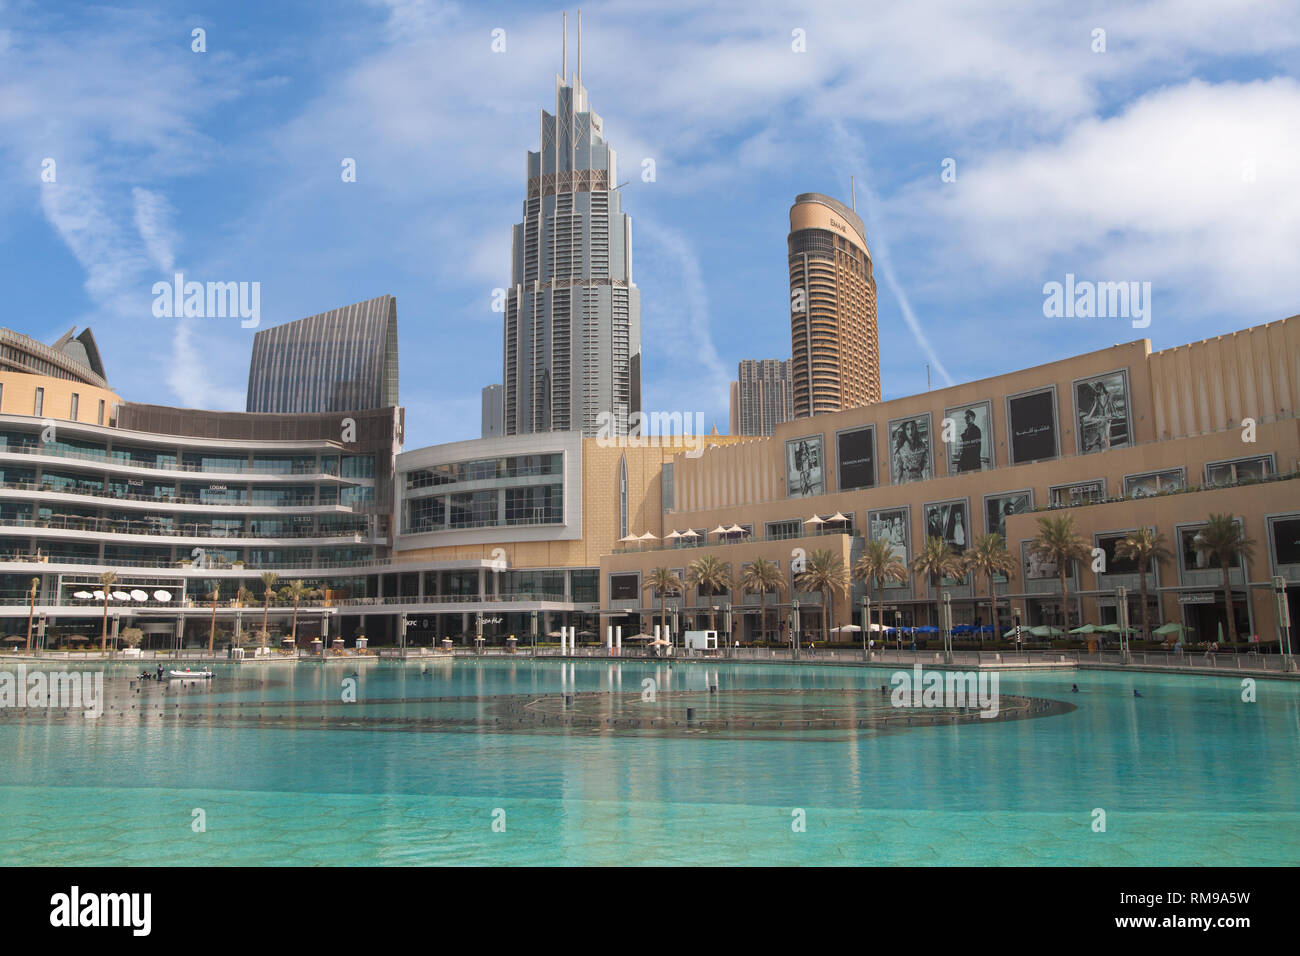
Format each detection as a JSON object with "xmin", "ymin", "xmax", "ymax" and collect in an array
[{"xmin": 1, "ymin": 659, "xmax": 1297, "ymax": 865}]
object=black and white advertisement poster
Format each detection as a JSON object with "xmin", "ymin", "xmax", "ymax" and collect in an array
[
  {"xmin": 1074, "ymin": 369, "xmax": 1132, "ymax": 454},
  {"xmin": 836, "ymin": 425, "xmax": 876, "ymax": 491},
  {"xmin": 785, "ymin": 435, "xmax": 825, "ymax": 497},
  {"xmin": 868, "ymin": 507, "xmax": 910, "ymax": 581},
  {"xmin": 984, "ymin": 491, "xmax": 1032, "ymax": 538},
  {"xmin": 924, "ymin": 498, "xmax": 969, "ymax": 555},
  {"xmin": 945, "ymin": 400, "xmax": 993, "ymax": 474},
  {"xmin": 888, "ymin": 413, "xmax": 932, "ymax": 484},
  {"xmin": 1007, "ymin": 388, "xmax": 1058, "ymax": 464}
]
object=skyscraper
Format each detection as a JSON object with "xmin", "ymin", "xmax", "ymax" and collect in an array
[
  {"xmin": 788, "ymin": 192, "xmax": 880, "ymax": 418},
  {"xmin": 246, "ymin": 294, "xmax": 398, "ymax": 415},
  {"xmin": 731, "ymin": 358, "xmax": 793, "ymax": 436},
  {"xmin": 502, "ymin": 12, "xmax": 641, "ymax": 438}
]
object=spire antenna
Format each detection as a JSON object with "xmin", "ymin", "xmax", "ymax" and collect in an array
[
  {"xmin": 562, "ymin": 11, "xmax": 567, "ymax": 82},
  {"xmin": 577, "ymin": 9, "xmax": 582, "ymax": 88},
  {"xmin": 851, "ymin": 175, "xmax": 856, "ymax": 212}
]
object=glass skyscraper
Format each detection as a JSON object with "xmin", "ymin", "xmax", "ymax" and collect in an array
[
  {"xmin": 502, "ymin": 14, "xmax": 641, "ymax": 438},
  {"xmin": 246, "ymin": 294, "xmax": 399, "ymax": 414}
]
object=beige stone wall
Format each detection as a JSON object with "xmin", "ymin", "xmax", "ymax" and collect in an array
[{"xmin": 0, "ymin": 372, "xmax": 121, "ymax": 424}]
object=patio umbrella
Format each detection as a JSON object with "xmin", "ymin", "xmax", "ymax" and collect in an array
[
  {"xmin": 1094, "ymin": 624, "xmax": 1122, "ymax": 633},
  {"xmin": 665, "ymin": 530, "xmax": 683, "ymax": 541},
  {"xmin": 3, "ymin": 636, "xmax": 25, "ymax": 643},
  {"xmin": 678, "ymin": 529, "xmax": 699, "ymax": 538},
  {"xmin": 1069, "ymin": 624, "xmax": 1098, "ymax": 634},
  {"xmin": 804, "ymin": 515, "xmax": 826, "ymax": 527},
  {"xmin": 831, "ymin": 624, "xmax": 861, "ymax": 633},
  {"xmin": 1217, "ymin": 622, "xmax": 1224, "ymax": 643},
  {"xmin": 639, "ymin": 531, "xmax": 659, "ymax": 545},
  {"xmin": 917, "ymin": 626, "xmax": 939, "ymax": 634},
  {"xmin": 1029, "ymin": 625, "xmax": 1066, "ymax": 637},
  {"xmin": 624, "ymin": 633, "xmax": 655, "ymax": 641},
  {"xmin": 709, "ymin": 525, "xmax": 729, "ymax": 537},
  {"xmin": 725, "ymin": 524, "xmax": 746, "ymax": 536},
  {"xmin": 72, "ymin": 591, "xmax": 93, "ymax": 600},
  {"xmin": 130, "ymin": 589, "xmax": 149, "ymax": 602},
  {"xmin": 1002, "ymin": 628, "xmax": 1020, "ymax": 639},
  {"xmin": 153, "ymin": 590, "xmax": 173, "ymax": 602},
  {"xmin": 1152, "ymin": 622, "xmax": 1189, "ymax": 636},
  {"xmin": 648, "ymin": 637, "xmax": 671, "ymax": 646},
  {"xmin": 618, "ymin": 534, "xmax": 639, "ymax": 545}
]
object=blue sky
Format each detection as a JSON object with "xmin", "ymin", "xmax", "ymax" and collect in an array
[{"xmin": 2, "ymin": 0, "xmax": 1298, "ymax": 448}]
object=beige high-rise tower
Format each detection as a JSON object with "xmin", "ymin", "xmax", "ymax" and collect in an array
[{"xmin": 787, "ymin": 192, "xmax": 880, "ymax": 418}]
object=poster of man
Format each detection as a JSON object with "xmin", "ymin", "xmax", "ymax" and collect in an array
[
  {"xmin": 785, "ymin": 435, "xmax": 825, "ymax": 497},
  {"xmin": 888, "ymin": 413, "xmax": 931, "ymax": 484},
  {"xmin": 1074, "ymin": 370, "xmax": 1132, "ymax": 454},
  {"xmin": 945, "ymin": 401, "xmax": 993, "ymax": 474},
  {"xmin": 984, "ymin": 491, "xmax": 1031, "ymax": 538},
  {"xmin": 923, "ymin": 499, "xmax": 968, "ymax": 555}
]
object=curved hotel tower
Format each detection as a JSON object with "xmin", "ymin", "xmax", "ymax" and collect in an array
[
  {"xmin": 502, "ymin": 13, "xmax": 641, "ymax": 438},
  {"xmin": 788, "ymin": 193, "xmax": 881, "ymax": 418}
]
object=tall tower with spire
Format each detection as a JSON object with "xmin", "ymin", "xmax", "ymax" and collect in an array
[{"xmin": 502, "ymin": 10, "xmax": 642, "ymax": 438}]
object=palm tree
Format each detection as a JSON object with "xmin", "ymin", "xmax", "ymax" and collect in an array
[
  {"xmin": 1115, "ymin": 527, "xmax": 1173, "ymax": 641},
  {"xmin": 1192, "ymin": 514, "xmax": 1256, "ymax": 644},
  {"xmin": 910, "ymin": 536, "xmax": 960, "ymax": 631},
  {"xmin": 741, "ymin": 557, "xmax": 785, "ymax": 644},
  {"xmin": 642, "ymin": 567, "xmax": 683, "ymax": 645},
  {"xmin": 25, "ymin": 576, "xmax": 39, "ymax": 651},
  {"xmin": 686, "ymin": 554, "xmax": 732, "ymax": 634},
  {"xmin": 98, "ymin": 570, "xmax": 117, "ymax": 653},
  {"xmin": 285, "ymin": 579, "xmax": 312, "ymax": 645},
  {"xmin": 259, "ymin": 571, "xmax": 279, "ymax": 647},
  {"xmin": 961, "ymin": 533, "xmax": 1017, "ymax": 640},
  {"xmin": 852, "ymin": 539, "xmax": 908, "ymax": 640},
  {"xmin": 795, "ymin": 549, "xmax": 849, "ymax": 647},
  {"xmin": 1028, "ymin": 515, "xmax": 1090, "ymax": 632},
  {"xmin": 208, "ymin": 583, "xmax": 220, "ymax": 655}
]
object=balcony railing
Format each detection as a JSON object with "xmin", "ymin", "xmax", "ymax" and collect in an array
[
  {"xmin": 0, "ymin": 515, "xmax": 369, "ymax": 540},
  {"xmin": 0, "ymin": 442, "xmax": 349, "ymax": 479},
  {"xmin": 0, "ymin": 551, "xmax": 387, "ymax": 572},
  {"xmin": 0, "ymin": 479, "xmax": 325, "ymax": 509}
]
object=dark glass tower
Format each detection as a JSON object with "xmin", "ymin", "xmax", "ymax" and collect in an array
[{"xmin": 246, "ymin": 294, "xmax": 398, "ymax": 414}]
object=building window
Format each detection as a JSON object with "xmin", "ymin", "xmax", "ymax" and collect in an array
[
  {"xmin": 33, "ymin": 388, "xmax": 43, "ymax": 417},
  {"xmin": 97, "ymin": 399, "xmax": 105, "ymax": 425},
  {"xmin": 1205, "ymin": 455, "xmax": 1274, "ymax": 487},
  {"xmin": 70, "ymin": 393, "xmax": 79, "ymax": 420},
  {"xmin": 1050, "ymin": 479, "xmax": 1106, "ymax": 507},
  {"xmin": 618, "ymin": 454, "xmax": 628, "ymax": 540},
  {"xmin": 1124, "ymin": 469, "xmax": 1186, "ymax": 498}
]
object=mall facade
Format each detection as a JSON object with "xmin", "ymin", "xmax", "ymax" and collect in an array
[{"xmin": 0, "ymin": 315, "xmax": 1296, "ymax": 651}]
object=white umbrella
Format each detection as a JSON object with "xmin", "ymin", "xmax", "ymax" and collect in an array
[
  {"xmin": 111, "ymin": 591, "xmax": 131, "ymax": 601},
  {"xmin": 73, "ymin": 590, "xmax": 93, "ymax": 600},
  {"xmin": 638, "ymin": 531, "xmax": 659, "ymax": 541},
  {"xmin": 665, "ymin": 530, "xmax": 683, "ymax": 540},
  {"xmin": 130, "ymin": 589, "xmax": 149, "ymax": 602},
  {"xmin": 831, "ymin": 624, "xmax": 861, "ymax": 632},
  {"xmin": 804, "ymin": 514, "xmax": 826, "ymax": 525},
  {"xmin": 92, "ymin": 591, "xmax": 106, "ymax": 601},
  {"xmin": 153, "ymin": 590, "xmax": 173, "ymax": 602},
  {"xmin": 725, "ymin": 524, "xmax": 746, "ymax": 535},
  {"xmin": 618, "ymin": 534, "xmax": 639, "ymax": 543},
  {"xmin": 709, "ymin": 525, "xmax": 728, "ymax": 536},
  {"xmin": 678, "ymin": 529, "xmax": 699, "ymax": 538},
  {"xmin": 827, "ymin": 512, "xmax": 849, "ymax": 525}
]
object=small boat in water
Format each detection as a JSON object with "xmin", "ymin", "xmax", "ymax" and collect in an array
[{"xmin": 168, "ymin": 669, "xmax": 215, "ymax": 680}]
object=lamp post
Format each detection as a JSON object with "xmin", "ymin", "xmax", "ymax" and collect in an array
[
  {"xmin": 530, "ymin": 610, "xmax": 539, "ymax": 658},
  {"xmin": 1116, "ymin": 584, "xmax": 1130, "ymax": 663},
  {"xmin": 1274, "ymin": 576, "xmax": 1294, "ymax": 672},
  {"xmin": 941, "ymin": 592, "xmax": 953, "ymax": 664},
  {"xmin": 791, "ymin": 600, "xmax": 801, "ymax": 658},
  {"xmin": 1013, "ymin": 605, "xmax": 1022, "ymax": 652},
  {"xmin": 861, "ymin": 594, "xmax": 871, "ymax": 659},
  {"xmin": 723, "ymin": 602, "xmax": 732, "ymax": 657}
]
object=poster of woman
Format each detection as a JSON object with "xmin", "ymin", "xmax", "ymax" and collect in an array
[
  {"xmin": 785, "ymin": 435, "xmax": 825, "ymax": 497},
  {"xmin": 923, "ymin": 499, "xmax": 968, "ymax": 555},
  {"xmin": 1074, "ymin": 370, "xmax": 1132, "ymax": 454},
  {"xmin": 868, "ymin": 508, "xmax": 910, "ymax": 587},
  {"xmin": 888, "ymin": 413, "xmax": 931, "ymax": 484}
]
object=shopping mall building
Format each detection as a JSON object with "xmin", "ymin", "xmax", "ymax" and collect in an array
[{"xmin": 1, "ymin": 314, "xmax": 1296, "ymax": 650}]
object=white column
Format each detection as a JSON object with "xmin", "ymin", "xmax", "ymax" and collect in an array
[
  {"xmin": 605, "ymin": 625, "xmax": 613, "ymax": 650},
  {"xmin": 615, "ymin": 626, "xmax": 622, "ymax": 653}
]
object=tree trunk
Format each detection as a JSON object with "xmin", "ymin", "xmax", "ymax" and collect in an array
[
  {"xmin": 1221, "ymin": 557, "xmax": 1238, "ymax": 644},
  {"xmin": 262, "ymin": 598, "xmax": 270, "ymax": 646},
  {"xmin": 292, "ymin": 599, "xmax": 300, "ymax": 643},
  {"xmin": 1138, "ymin": 561, "xmax": 1151, "ymax": 642},
  {"xmin": 1059, "ymin": 563, "xmax": 1070, "ymax": 633},
  {"xmin": 27, "ymin": 594, "xmax": 35, "ymax": 652},
  {"xmin": 822, "ymin": 587, "xmax": 830, "ymax": 646},
  {"xmin": 988, "ymin": 573, "xmax": 999, "ymax": 646},
  {"xmin": 101, "ymin": 598, "xmax": 109, "ymax": 653}
]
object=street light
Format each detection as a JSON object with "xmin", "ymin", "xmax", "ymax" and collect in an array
[
  {"xmin": 791, "ymin": 600, "xmax": 801, "ymax": 657},
  {"xmin": 861, "ymin": 594, "xmax": 871, "ymax": 659},
  {"xmin": 1116, "ymin": 585, "xmax": 1130, "ymax": 662},
  {"xmin": 1274, "ymin": 576, "xmax": 1294, "ymax": 672}
]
